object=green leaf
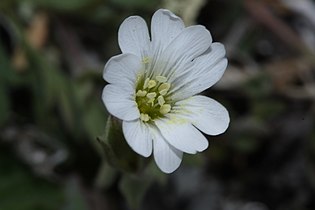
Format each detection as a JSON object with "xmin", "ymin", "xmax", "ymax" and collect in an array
[
  {"xmin": 83, "ymin": 100, "xmax": 108, "ymax": 154},
  {"xmin": 94, "ymin": 161, "xmax": 117, "ymax": 189},
  {"xmin": 0, "ymin": 86, "xmax": 9, "ymax": 126},
  {"xmin": 76, "ymin": 80, "xmax": 108, "ymax": 142},
  {"xmin": 58, "ymin": 83, "xmax": 77, "ymax": 132},
  {"xmin": 0, "ymin": 41, "xmax": 13, "ymax": 125},
  {"xmin": 62, "ymin": 178, "xmax": 89, "ymax": 210},
  {"xmin": 25, "ymin": 45, "xmax": 84, "ymax": 139},
  {"xmin": 18, "ymin": 0, "xmax": 100, "ymax": 11},
  {"xmin": 109, "ymin": 0, "xmax": 158, "ymax": 9},
  {"xmin": 0, "ymin": 150, "xmax": 64, "ymax": 210},
  {"xmin": 119, "ymin": 174, "xmax": 152, "ymax": 210},
  {"xmin": 0, "ymin": 41, "xmax": 14, "ymax": 82}
]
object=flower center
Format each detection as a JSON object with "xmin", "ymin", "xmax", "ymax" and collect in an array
[{"xmin": 135, "ymin": 75, "xmax": 172, "ymax": 122}]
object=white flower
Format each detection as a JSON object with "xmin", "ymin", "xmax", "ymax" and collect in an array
[{"xmin": 102, "ymin": 9, "xmax": 229, "ymax": 173}]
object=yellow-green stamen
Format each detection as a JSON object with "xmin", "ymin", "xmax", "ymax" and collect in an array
[{"xmin": 136, "ymin": 75, "xmax": 172, "ymax": 122}]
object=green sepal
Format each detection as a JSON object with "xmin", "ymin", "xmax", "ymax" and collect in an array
[{"xmin": 97, "ymin": 116, "xmax": 148, "ymax": 173}]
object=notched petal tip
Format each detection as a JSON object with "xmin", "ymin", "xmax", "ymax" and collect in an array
[
  {"xmin": 118, "ymin": 15, "xmax": 150, "ymax": 56},
  {"xmin": 151, "ymin": 8, "xmax": 185, "ymax": 51},
  {"xmin": 156, "ymin": 8, "xmax": 181, "ymax": 20},
  {"xmin": 119, "ymin": 15, "xmax": 145, "ymax": 30}
]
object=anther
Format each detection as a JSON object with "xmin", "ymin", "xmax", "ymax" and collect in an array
[
  {"xmin": 160, "ymin": 104, "xmax": 171, "ymax": 114},
  {"xmin": 158, "ymin": 83, "xmax": 171, "ymax": 95},
  {"xmin": 146, "ymin": 92, "xmax": 157, "ymax": 99},
  {"xmin": 148, "ymin": 80, "xmax": 157, "ymax": 89},
  {"xmin": 136, "ymin": 90, "xmax": 147, "ymax": 97},
  {"xmin": 156, "ymin": 76, "xmax": 167, "ymax": 83},
  {"xmin": 140, "ymin": 113, "xmax": 150, "ymax": 122},
  {"xmin": 157, "ymin": 96, "xmax": 165, "ymax": 106}
]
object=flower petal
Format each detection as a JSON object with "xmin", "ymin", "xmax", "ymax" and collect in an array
[
  {"xmin": 103, "ymin": 53, "xmax": 141, "ymax": 88},
  {"xmin": 154, "ymin": 119, "xmax": 209, "ymax": 154},
  {"xmin": 170, "ymin": 42, "xmax": 226, "ymax": 84},
  {"xmin": 170, "ymin": 43, "xmax": 228, "ymax": 100},
  {"xmin": 157, "ymin": 25, "xmax": 212, "ymax": 77},
  {"xmin": 118, "ymin": 16, "xmax": 150, "ymax": 57},
  {"xmin": 151, "ymin": 9, "xmax": 185, "ymax": 51},
  {"xmin": 195, "ymin": 42, "xmax": 227, "ymax": 71},
  {"xmin": 151, "ymin": 127, "xmax": 183, "ymax": 173},
  {"xmin": 102, "ymin": 84, "xmax": 139, "ymax": 121},
  {"xmin": 174, "ymin": 95, "xmax": 229, "ymax": 135},
  {"xmin": 122, "ymin": 119, "xmax": 152, "ymax": 157}
]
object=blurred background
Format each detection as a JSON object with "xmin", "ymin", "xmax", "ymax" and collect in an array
[{"xmin": 1, "ymin": 0, "xmax": 315, "ymax": 209}]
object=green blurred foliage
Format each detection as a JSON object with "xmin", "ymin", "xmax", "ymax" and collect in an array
[
  {"xmin": 20, "ymin": 0, "xmax": 100, "ymax": 11},
  {"xmin": 119, "ymin": 174, "xmax": 152, "ymax": 210},
  {"xmin": 62, "ymin": 179, "xmax": 89, "ymax": 210},
  {"xmin": 0, "ymin": 43, "xmax": 13, "ymax": 125},
  {"xmin": 0, "ymin": 151, "xmax": 63, "ymax": 210},
  {"xmin": 0, "ymin": 0, "xmax": 162, "ymax": 208}
]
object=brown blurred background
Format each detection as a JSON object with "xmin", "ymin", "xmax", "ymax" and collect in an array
[{"xmin": 1, "ymin": 0, "xmax": 315, "ymax": 210}]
